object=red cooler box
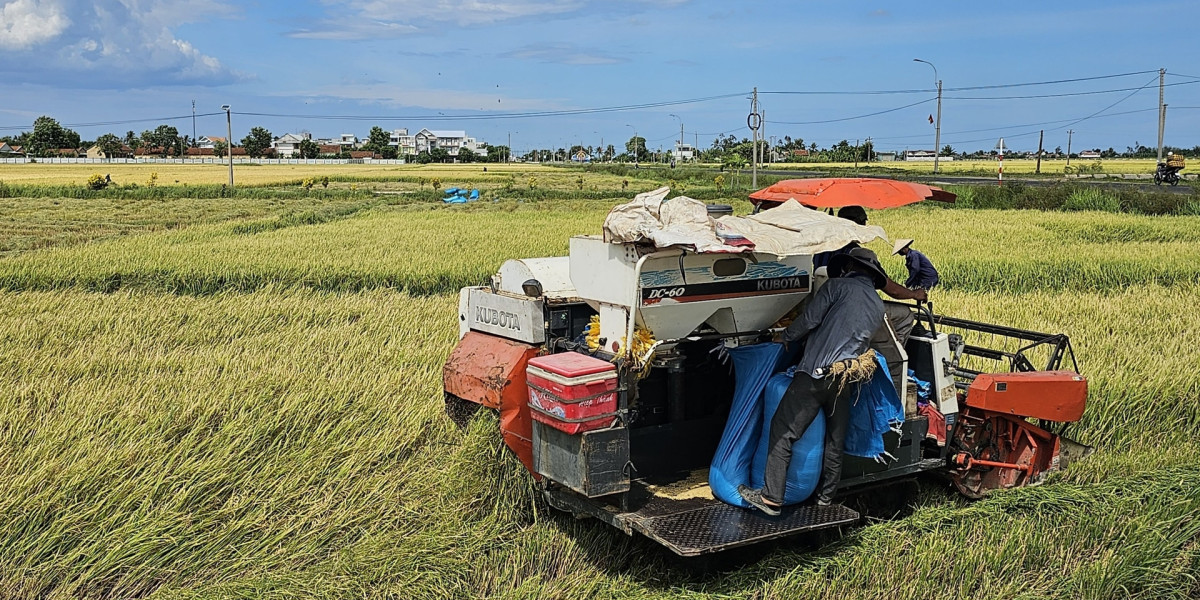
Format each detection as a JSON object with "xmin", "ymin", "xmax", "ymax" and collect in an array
[{"xmin": 527, "ymin": 352, "xmax": 619, "ymax": 434}]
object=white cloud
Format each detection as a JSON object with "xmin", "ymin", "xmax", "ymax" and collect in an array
[
  {"xmin": 290, "ymin": 0, "xmax": 687, "ymax": 39},
  {"xmin": 0, "ymin": 0, "xmax": 70, "ymax": 50},
  {"xmin": 502, "ymin": 43, "xmax": 624, "ymax": 66},
  {"xmin": 285, "ymin": 82, "xmax": 558, "ymax": 112},
  {"xmin": 0, "ymin": 0, "xmax": 241, "ymax": 87}
]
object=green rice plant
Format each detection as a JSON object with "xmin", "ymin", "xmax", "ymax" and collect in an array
[
  {"xmin": 1062, "ymin": 187, "xmax": 1120, "ymax": 212},
  {"xmin": 2, "ymin": 187, "xmax": 1200, "ymax": 598}
]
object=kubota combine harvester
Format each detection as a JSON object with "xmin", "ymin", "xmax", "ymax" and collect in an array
[{"xmin": 443, "ymin": 180, "xmax": 1091, "ymax": 556}]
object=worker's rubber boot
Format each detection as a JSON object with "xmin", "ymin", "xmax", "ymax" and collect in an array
[{"xmin": 738, "ymin": 485, "xmax": 782, "ymax": 517}]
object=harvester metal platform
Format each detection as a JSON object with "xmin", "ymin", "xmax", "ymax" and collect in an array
[{"xmin": 545, "ymin": 469, "xmax": 859, "ymax": 556}]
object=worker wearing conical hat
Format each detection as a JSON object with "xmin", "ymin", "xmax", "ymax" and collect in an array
[{"xmin": 893, "ymin": 239, "xmax": 940, "ymax": 291}]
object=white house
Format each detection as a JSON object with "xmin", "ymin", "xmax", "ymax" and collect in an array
[
  {"xmin": 1079, "ymin": 150, "xmax": 1102, "ymax": 159},
  {"xmin": 389, "ymin": 129, "xmax": 417, "ymax": 156},
  {"xmin": 273, "ymin": 132, "xmax": 311, "ymax": 156},
  {"xmin": 903, "ymin": 149, "xmax": 954, "ymax": 162},
  {"xmin": 195, "ymin": 136, "xmax": 216, "ymax": 150},
  {"xmin": 672, "ymin": 141, "xmax": 695, "ymax": 162},
  {"xmin": 339, "ymin": 134, "xmax": 359, "ymax": 149},
  {"xmin": 413, "ymin": 129, "xmax": 469, "ymax": 156}
]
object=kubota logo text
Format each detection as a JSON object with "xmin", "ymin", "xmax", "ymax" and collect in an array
[
  {"xmin": 757, "ymin": 277, "xmax": 805, "ymax": 291},
  {"xmin": 476, "ymin": 306, "xmax": 521, "ymax": 331}
]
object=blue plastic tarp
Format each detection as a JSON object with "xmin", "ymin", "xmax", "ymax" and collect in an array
[
  {"xmin": 709, "ymin": 343, "xmax": 781, "ymax": 508},
  {"xmin": 844, "ymin": 352, "xmax": 904, "ymax": 460},
  {"xmin": 710, "ymin": 345, "xmax": 905, "ymax": 507},
  {"xmin": 749, "ymin": 372, "xmax": 824, "ymax": 504}
]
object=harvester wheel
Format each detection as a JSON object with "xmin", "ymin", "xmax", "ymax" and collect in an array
[
  {"xmin": 950, "ymin": 410, "xmax": 1036, "ymax": 499},
  {"xmin": 444, "ymin": 392, "xmax": 481, "ymax": 429}
]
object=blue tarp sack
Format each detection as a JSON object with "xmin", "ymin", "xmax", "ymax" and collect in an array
[
  {"xmin": 709, "ymin": 343, "xmax": 780, "ymax": 508},
  {"xmin": 844, "ymin": 352, "xmax": 905, "ymax": 461},
  {"xmin": 907, "ymin": 368, "xmax": 932, "ymax": 402},
  {"xmin": 710, "ymin": 343, "xmax": 824, "ymax": 507},
  {"xmin": 748, "ymin": 371, "xmax": 824, "ymax": 504}
]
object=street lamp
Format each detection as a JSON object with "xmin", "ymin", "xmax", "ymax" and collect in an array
[
  {"xmin": 507, "ymin": 131, "xmax": 517, "ymax": 163},
  {"xmin": 221, "ymin": 104, "xmax": 233, "ymax": 189},
  {"xmin": 913, "ymin": 58, "xmax": 942, "ymax": 174},
  {"xmin": 625, "ymin": 124, "xmax": 638, "ymax": 167},
  {"xmin": 668, "ymin": 113, "xmax": 683, "ymax": 162}
]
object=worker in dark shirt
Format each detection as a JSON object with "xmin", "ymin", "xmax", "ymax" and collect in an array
[
  {"xmin": 893, "ymin": 239, "xmax": 939, "ymax": 290},
  {"xmin": 814, "ymin": 205, "xmax": 924, "ymax": 394},
  {"xmin": 738, "ymin": 247, "xmax": 888, "ymax": 515}
]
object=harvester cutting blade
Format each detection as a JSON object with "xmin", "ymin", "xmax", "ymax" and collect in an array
[{"xmin": 1054, "ymin": 435, "xmax": 1094, "ymax": 471}]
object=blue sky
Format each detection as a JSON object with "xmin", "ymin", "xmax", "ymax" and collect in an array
[{"xmin": 2, "ymin": 0, "xmax": 1198, "ymax": 154}]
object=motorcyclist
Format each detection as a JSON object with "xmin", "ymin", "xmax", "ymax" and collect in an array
[{"xmin": 1155, "ymin": 152, "xmax": 1183, "ymax": 185}]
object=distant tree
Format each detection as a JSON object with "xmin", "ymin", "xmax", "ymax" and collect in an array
[
  {"xmin": 298, "ymin": 138, "xmax": 319, "ymax": 159},
  {"xmin": 625, "ymin": 136, "xmax": 647, "ymax": 162},
  {"xmin": 940, "ymin": 145, "xmax": 955, "ymax": 157},
  {"xmin": 360, "ymin": 126, "xmax": 397, "ymax": 158},
  {"xmin": 457, "ymin": 147, "xmax": 477, "ymax": 163},
  {"xmin": 428, "ymin": 147, "xmax": 451, "ymax": 163},
  {"xmin": 214, "ymin": 140, "xmax": 228, "ymax": 158},
  {"xmin": 241, "ymin": 127, "xmax": 273, "ymax": 158},
  {"xmin": 140, "ymin": 125, "xmax": 180, "ymax": 156},
  {"xmin": 486, "ymin": 144, "xmax": 508, "ymax": 163},
  {"xmin": 710, "ymin": 134, "xmax": 740, "ymax": 153},
  {"xmin": 28, "ymin": 116, "xmax": 81, "ymax": 156},
  {"xmin": 95, "ymin": 133, "xmax": 124, "ymax": 158}
]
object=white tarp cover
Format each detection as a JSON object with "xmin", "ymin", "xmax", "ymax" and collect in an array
[{"xmin": 602, "ymin": 187, "xmax": 886, "ymax": 256}]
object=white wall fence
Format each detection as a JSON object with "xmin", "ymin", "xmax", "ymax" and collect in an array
[{"xmin": 0, "ymin": 157, "xmax": 407, "ymax": 165}]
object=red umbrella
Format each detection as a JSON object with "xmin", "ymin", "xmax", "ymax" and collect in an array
[{"xmin": 749, "ymin": 178, "xmax": 956, "ymax": 211}]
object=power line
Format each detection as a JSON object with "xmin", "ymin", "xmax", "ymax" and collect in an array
[
  {"xmin": 239, "ymin": 93, "xmax": 748, "ymax": 122},
  {"xmin": 1056, "ymin": 75, "xmax": 1160, "ymax": 132},
  {"xmin": 769, "ymin": 98, "xmax": 935, "ymax": 125},
  {"xmin": 868, "ymin": 108, "xmax": 1161, "ymax": 142},
  {"xmin": 943, "ymin": 70, "xmax": 1159, "ymax": 91},
  {"xmin": 935, "ymin": 78, "xmax": 1157, "ymax": 147},
  {"xmin": 0, "ymin": 112, "xmax": 225, "ymax": 132},
  {"xmin": 945, "ymin": 79, "xmax": 1199, "ymax": 100},
  {"xmin": 760, "ymin": 70, "xmax": 1160, "ymax": 96}
]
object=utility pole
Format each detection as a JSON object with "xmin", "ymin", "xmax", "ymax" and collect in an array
[
  {"xmin": 1066, "ymin": 130, "xmax": 1074, "ymax": 167},
  {"xmin": 760, "ymin": 110, "xmax": 766, "ymax": 169},
  {"xmin": 749, "ymin": 87, "xmax": 760, "ymax": 188},
  {"xmin": 855, "ymin": 139, "xmax": 859, "ymax": 168},
  {"xmin": 934, "ymin": 78, "xmax": 942, "ymax": 174},
  {"xmin": 507, "ymin": 132, "xmax": 511, "ymax": 163},
  {"xmin": 221, "ymin": 105, "xmax": 233, "ymax": 189},
  {"xmin": 191, "ymin": 100, "xmax": 196, "ymax": 148},
  {"xmin": 1157, "ymin": 68, "xmax": 1166, "ymax": 163},
  {"xmin": 1036, "ymin": 130, "xmax": 1044, "ymax": 174}
]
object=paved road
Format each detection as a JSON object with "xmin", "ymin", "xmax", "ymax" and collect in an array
[{"xmin": 749, "ymin": 168, "xmax": 1196, "ymax": 195}]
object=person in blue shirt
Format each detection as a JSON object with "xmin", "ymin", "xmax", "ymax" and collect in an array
[{"xmin": 893, "ymin": 239, "xmax": 939, "ymax": 290}]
